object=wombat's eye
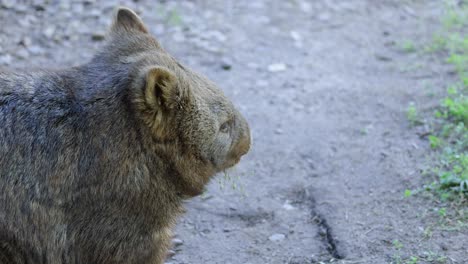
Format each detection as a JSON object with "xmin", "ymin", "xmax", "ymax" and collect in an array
[{"xmin": 219, "ymin": 121, "xmax": 230, "ymax": 133}]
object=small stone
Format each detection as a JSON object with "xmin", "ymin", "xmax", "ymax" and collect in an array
[
  {"xmin": 88, "ymin": 9, "xmax": 101, "ymax": 18},
  {"xmin": 269, "ymin": 233, "xmax": 285, "ymax": 242},
  {"xmin": 14, "ymin": 4, "xmax": 28, "ymax": 12},
  {"xmin": 440, "ymin": 243, "xmax": 448, "ymax": 251},
  {"xmin": 282, "ymin": 203, "xmax": 295, "ymax": 210},
  {"xmin": 318, "ymin": 227, "xmax": 327, "ymax": 237},
  {"xmin": 205, "ymin": 30, "xmax": 226, "ymax": 42},
  {"xmin": 59, "ymin": 1, "xmax": 71, "ymax": 10},
  {"xmin": 268, "ymin": 63, "xmax": 287, "ymax": 72},
  {"xmin": 1, "ymin": 0, "xmax": 15, "ymax": 9},
  {"xmin": 18, "ymin": 17, "xmax": 31, "ymax": 28},
  {"xmin": 220, "ymin": 58, "xmax": 233, "ymax": 71},
  {"xmin": 91, "ymin": 32, "xmax": 106, "ymax": 41},
  {"xmin": 375, "ymin": 54, "xmax": 392, "ymax": 61},
  {"xmin": 167, "ymin": 249, "xmax": 176, "ymax": 258},
  {"xmin": 290, "ymin": 31, "xmax": 302, "ymax": 42},
  {"xmin": 221, "ymin": 63, "xmax": 232, "ymax": 71},
  {"xmin": 0, "ymin": 54, "xmax": 13, "ymax": 65},
  {"xmin": 34, "ymin": 4, "xmax": 46, "ymax": 11},
  {"xmin": 28, "ymin": 45, "xmax": 45, "ymax": 55},
  {"xmin": 172, "ymin": 238, "xmax": 183, "ymax": 247},
  {"xmin": 274, "ymin": 128, "xmax": 283, "ymax": 135},
  {"xmin": 43, "ymin": 26, "xmax": 56, "ymax": 38},
  {"xmin": 20, "ymin": 37, "xmax": 32, "ymax": 47},
  {"xmin": 16, "ymin": 49, "xmax": 29, "ymax": 59},
  {"xmin": 200, "ymin": 194, "xmax": 213, "ymax": 200}
]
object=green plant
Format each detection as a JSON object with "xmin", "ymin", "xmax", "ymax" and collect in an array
[
  {"xmin": 393, "ymin": 239, "xmax": 404, "ymax": 250},
  {"xmin": 168, "ymin": 9, "xmax": 183, "ymax": 26},
  {"xmin": 417, "ymin": 1, "xmax": 468, "ymax": 203},
  {"xmin": 400, "ymin": 40, "xmax": 417, "ymax": 53},
  {"xmin": 405, "ymin": 256, "xmax": 418, "ymax": 264},
  {"xmin": 404, "ymin": 189, "xmax": 412, "ymax": 198},
  {"xmin": 438, "ymin": 208, "xmax": 447, "ymax": 217},
  {"xmin": 428, "ymin": 135, "xmax": 442, "ymax": 149},
  {"xmin": 407, "ymin": 102, "xmax": 423, "ymax": 126},
  {"xmin": 218, "ymin": 170, "xmax": 246, "ymax": 196}
]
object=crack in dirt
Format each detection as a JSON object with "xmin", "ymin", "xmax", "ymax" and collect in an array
[{"xmin": 308, "ymin": 191, "xmax": 343, "ymax": 260}]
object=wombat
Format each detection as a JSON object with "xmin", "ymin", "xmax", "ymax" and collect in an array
[{"xmin": 0, "ymin": 7, "xmax": 250, "ymax": 264}]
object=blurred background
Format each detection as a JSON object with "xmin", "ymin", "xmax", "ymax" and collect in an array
[{"xmin": 1, "ymin": 1, "xmax": 467, "ymax": 263}]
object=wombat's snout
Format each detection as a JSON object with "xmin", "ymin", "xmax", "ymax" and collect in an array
[
  {"xmin": 238, "ymin": 123, "xmax": 251, "ymax": 157},
  {"xmin": 232, "ymin": 116, "xmax": 251, "ymax": 162}
]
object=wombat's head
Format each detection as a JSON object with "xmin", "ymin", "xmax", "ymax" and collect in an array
[{"xmin": 102, "ymin": 8, "xmax": 250, "ymax": 196}]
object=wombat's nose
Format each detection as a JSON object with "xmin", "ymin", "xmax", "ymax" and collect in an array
[{"xmin": 238, "ymin": 123, "xmax": 251, "ymax": 157}]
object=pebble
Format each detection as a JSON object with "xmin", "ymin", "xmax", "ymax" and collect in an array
[
  {"xmin": 18, "ymin": 16, "xmax": 31, "ymax": 28},
  {"xmin": 91, "ymin": 32, "xmax": 106, "ymax": 41},
  {"xmin": 28, "ymin": 45, "xmax": 45, "ymax": 55},
  {"xmin": 20, "ymin": 37, "xmax": 32, "ymax": 47},
  {"xmin": 43, "ymin": 26, "xmax": 56, "ymax": 38},
  {"xmin": 34, "ymin": 4, "xmax": 46, "ymax": 12},
  {"xmin": 205, "ymin": 30, "xmax": 226, "ymax": 42},
  {"xmin": 167, "ymin": 249, "xmax": 176, "ymax": 258},
  {"xmin": 290, "ymin": 31, "xmax": 302, "ymax": 42},
  {"xmin": 16, "ymin": 49, "xmax": 29, "ymax": 59},
  {"xmin": 14, "ymin": 4, "xmax": 28, "ymax": 13},
  {"xmin": 282, "ymin": 203, "xmax": 295, "ymax": 210},
  {"xmin": 269, "ymin": 233, "xmax": 286, "ymax": 242},
  {"xmin": 0, "ymin": 54, "xmax": 13, "ymax": 65},
  {"xmin": 291, "ymin": 31, "xmax": 303, "ymax": 48},
  {"xmin": 221, "ymin": 63, "xmax": 232, "ymax": 71},
  {"xmin": 88, "ymin": 9, "xmax": 101, "ymax": 18},
  {"xmin": 268, "ymin": 63, "xmax": 287, "ymax": 72},
  {"xmin": 172, "ymin": 238, "xmax": 183, "ymax": 247},
  {"xmin": 220, "ymin": 57, "xmax": 233, "ymax": 71},
  {"xmin": 1, "ymin": 0, "xmax": 15, "ymax": 9}
]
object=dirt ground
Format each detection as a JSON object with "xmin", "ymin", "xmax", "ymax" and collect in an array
[{"xmin": 0, "ymin": 0, "xmax": 466, "ymax": 263}]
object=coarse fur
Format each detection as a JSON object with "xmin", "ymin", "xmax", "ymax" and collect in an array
[{"xmin": 0, "ymin": 7, "xmax": 250, "ymax": 264}]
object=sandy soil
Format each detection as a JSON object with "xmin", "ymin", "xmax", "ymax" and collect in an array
[{"xmin": 0, "ymin": 0, "xmax": 466, "ymax": 263}]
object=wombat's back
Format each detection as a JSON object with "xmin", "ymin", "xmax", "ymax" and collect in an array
[{"xmin": 0, "ymin": 70, "xmax": 80, "ymax": 264}]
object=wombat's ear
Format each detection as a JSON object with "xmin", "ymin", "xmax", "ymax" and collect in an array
[
  {"xmin": 111, "ymin": 7, "xmax": 148, "ymax": 34},
  {"xmin": 143, "ymin": 67, "xmax": 180, "ymax": 111}
]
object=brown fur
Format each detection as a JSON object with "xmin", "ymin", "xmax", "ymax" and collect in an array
[{"xmin": 0, "ymin": 7, "xmax": 250, "ymax": 264}]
